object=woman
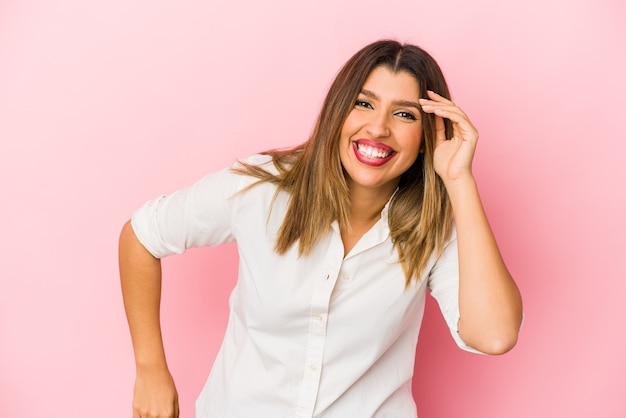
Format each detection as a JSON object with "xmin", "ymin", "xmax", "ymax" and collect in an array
[{"xmin": 119, "ymin": 40, "xmax": 523, "ymax": 418}]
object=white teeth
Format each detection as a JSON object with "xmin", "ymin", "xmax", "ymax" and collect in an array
[{"xmin": 356, "ymin": 143, "xmax": 392, "ymax": 159}]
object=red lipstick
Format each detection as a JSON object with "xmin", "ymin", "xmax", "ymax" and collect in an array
[{"xmin": 352, "ymin": 139, "xmax": 396, "ymax": 167}]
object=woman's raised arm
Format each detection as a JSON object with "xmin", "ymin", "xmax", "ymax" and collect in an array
[{"xmin": 420, "ymin": 91, "xmax": 523, "ymax": 355}]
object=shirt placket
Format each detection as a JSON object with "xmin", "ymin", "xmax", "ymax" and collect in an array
[{"xmin": 294, "ymin": 236, "xmax": 343, "ymax": 418}]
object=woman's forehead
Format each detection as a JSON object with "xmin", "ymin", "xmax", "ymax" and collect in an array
[{"xmin": 360, "ymin": 66, "xmax": 420, "ymax": 100}]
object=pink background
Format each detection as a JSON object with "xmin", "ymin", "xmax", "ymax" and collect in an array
[{"xmin": 1, "ymin": 0, "xmax": 625, "ymax": 417}]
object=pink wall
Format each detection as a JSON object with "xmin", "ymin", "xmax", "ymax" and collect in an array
[{"xmin": 1, "ymin": 0, "xmax": 625, "ymax": 417}]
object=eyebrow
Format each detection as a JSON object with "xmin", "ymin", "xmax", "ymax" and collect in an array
[{"xmin": 360, "ymin": 89, "xmax": 420, "ymax": 110}]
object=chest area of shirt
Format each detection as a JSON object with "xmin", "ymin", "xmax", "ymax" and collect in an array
[{"xmin": 233, "ymin": 229, "xmax": 426, "ymax": 337}]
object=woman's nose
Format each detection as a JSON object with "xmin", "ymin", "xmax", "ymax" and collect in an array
[{"xmin": 365, "ymin": 112, "xmax": 391, "ymax": 138}]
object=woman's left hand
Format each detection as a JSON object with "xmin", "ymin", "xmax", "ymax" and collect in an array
[{"xmin": 419, "ymin": 90, "xmax": 479, "ymax": 183}]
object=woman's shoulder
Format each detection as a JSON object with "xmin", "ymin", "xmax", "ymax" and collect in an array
[
  {"xmin": 232, "ymin": 150, "xmax": 299, "ymax": 180},
  {"xmin": 234, "ymin": 153, "xmax": 278, "ymax": 173}
]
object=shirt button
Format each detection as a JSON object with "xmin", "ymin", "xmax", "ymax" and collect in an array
[
  {"xmin": 341, "ymin": 274, "xmax": 350, "ymax": 281},
  {"xmin": 314, "ymin": 314, "xmax": 323, "ymax": 322},
  {"xmin": 309, "ymin": 364, "xmax": 318, "ymax": 371}
]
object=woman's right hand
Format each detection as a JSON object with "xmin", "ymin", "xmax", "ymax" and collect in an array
[{"xmin": 132, "ymin": 365, "xmax": 179, "ymax": 418}]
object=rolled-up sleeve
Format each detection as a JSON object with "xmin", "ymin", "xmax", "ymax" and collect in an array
[
  {"xmin": 427, "ymin": 229, "xmax": 484, "ymax": 354},
  {"xmin": 130, "ymin": 163, "xmax": 246, "ymax": 259}
]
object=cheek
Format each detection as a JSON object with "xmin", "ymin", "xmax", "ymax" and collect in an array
[
  {"xmin": 340, "ymin": 111, "xmax": 362, "ymax": 136},
  {"xmin": 338, "ymin": 128, "xmax": 352, "ymax": 165},
  {"xmin": 402, "ymin": 128, "xmax": 423, "ymax": 154},
  {"xmin": 414, "ymin": 125, "xmax": 425, "ymax": 150}
]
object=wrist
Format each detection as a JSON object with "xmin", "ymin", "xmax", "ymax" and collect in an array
[
  {"xmin": 134, "ymin": 351, "xmax": 169, "ymax": 372},
  {"xmin": 442, "ymin": 173, "xmax": 477, "ymax": 194},
  {"xmin": 136, "ymin": 362, "xmax": 171, "ymax": 379}
]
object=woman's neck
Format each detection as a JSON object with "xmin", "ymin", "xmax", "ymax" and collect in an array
[
  {"xmin": 347, "ymin": 181, "xmax": 397, "ymax": 224},
  {"xmin": 339, "ymin": 182, "xmax": 395, "ymax": 255}
]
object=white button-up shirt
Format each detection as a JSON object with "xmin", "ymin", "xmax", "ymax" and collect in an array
[{"xmin": 131, "ymin": 155, "xmax": 479, "ymax": 418}]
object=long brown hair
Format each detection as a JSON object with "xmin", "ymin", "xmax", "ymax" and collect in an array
[{"xmin": 234, "ymin": 40, "xmax": 454, "ymax": 286}]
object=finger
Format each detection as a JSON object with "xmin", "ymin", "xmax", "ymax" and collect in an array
[
  {"xmin": 426, "ymin": 90, "xmax": 454, "ymax": 104},
  {"xmin": 423, "ymin": 106, "xmax": 466, "ymax": 121},
  {"xmin": 420, "ymin": 92, "xmax": 464, "ymax": 114},
  {"xmin": 419, "ymin": 99, "xmax": 466, "ymax": 116},
  {"xmin": 419, "ymin": 96, "xmax": 478, "ymax": 141},
  {"xmin": 429, "ymin": 106, "xmax": 469, "ymax": 123},
  {"xmin": 434, "ymin": 115, "xmax": 446, "ymax": 144},
  {"xmin": 421, "ymin": 103, "xmax": 473, "ymax": 128},
  {"xmin": 422, "ymin": 106, "xmax": 470, "ymax": 131},
  {"xmin": 419, "ymin": 100, "xmax": 466, "ymax": 118}
]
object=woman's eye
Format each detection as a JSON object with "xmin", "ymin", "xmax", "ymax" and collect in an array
[
  {"xmin": 355, "ymin": 100, "xmax": 373, "ymax": 109},
  {"xmin": 396, "ymin": 111, "xmax": 417, "ymax": 121}
]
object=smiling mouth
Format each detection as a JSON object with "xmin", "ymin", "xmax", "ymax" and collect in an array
[
  {"xmin": 351, "ymin": 140, "xmax": 396, "ymax": 167},
  {"xmin": 355, "ymin": 142, "xmax": 395, "ymax": 159}
]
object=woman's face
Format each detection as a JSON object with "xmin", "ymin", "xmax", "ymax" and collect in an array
[{"xmin": 339, "ymin": 66, "xmax": 423, "ymax": 197}]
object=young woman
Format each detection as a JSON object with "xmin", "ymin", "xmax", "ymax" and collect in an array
[{"xmin": 119, "ymin": 40, "xmax": 523, "ymax": 418}]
